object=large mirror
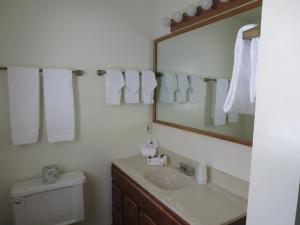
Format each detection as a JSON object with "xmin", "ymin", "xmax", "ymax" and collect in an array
[{"xmin": 154, "ymin": 5, "xmax": 262, "ymax": 146}]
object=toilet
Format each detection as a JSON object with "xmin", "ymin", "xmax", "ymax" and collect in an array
[{"xmin": 10, "ymin": 171, "xmax": 86, "ymax": 225}]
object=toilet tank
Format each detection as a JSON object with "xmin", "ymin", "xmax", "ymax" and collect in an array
[{"xmin": 10, "ymin": 171, "xmax": 86, "ymax": 225}]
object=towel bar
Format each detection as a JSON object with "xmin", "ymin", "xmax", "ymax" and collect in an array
[
  {"xmin": 97, "ymin": 70, "xmax": 163, "ymax": 77},
  {"xmin": 0, "ymin": 67, "xmax": 84, "ymax": 76}
]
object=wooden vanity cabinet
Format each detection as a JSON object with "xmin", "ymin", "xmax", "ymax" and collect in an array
[
  {"xmin": 112, "ymin": 164, "xmax": 187, "ymax": 225},
  {"xmin": 111, "ymin": 164, "xmax": 246, "ymax": 225}
]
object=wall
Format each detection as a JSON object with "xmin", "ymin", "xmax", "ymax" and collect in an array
[
  {"xmin": 0, "ymin": 1, "xmax": 154, "ymax": 225},
  {"xmin": 153, "ymin": 0, "xmax": 252, "ymax": 181},
  {"xmin": 246, "ymin": 0, "xmax": 300, "ymax": 224}
]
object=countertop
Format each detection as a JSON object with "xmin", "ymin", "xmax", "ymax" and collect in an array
[{"xmin": 112, "ymin": 155, "xmax": 247, "ymax": 225}]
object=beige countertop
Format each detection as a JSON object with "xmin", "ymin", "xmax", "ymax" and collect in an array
[{"xmin": 112, "ymin": 155, "xmax": 247, "ymax": 225}]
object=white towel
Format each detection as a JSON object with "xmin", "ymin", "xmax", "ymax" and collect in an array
[
  {"xmin": 7, "ymin": 67, "xmax": 40, "ymax": 145},
  {"xmin": 125, "ymin": 70, "xmax": 140, "ymax": 104},
  {"xmin": 159, "ymin": 72, "xmax": 177, "ymax": 103},
  {"xmin": 175, "ymin": 74, "xmax": 189, "ymax": 103},
  {"xmin": 105, "ymin": 69, "xmax": 125, "ymax": 105},
  {"xmin": 141, "ymin": 71, "xmax": 157, "ymax": 104},
  {"xmin": 227, "ymin": 80, "xmax": 239, "ymax": 123},
  {"xmin": 188, "ymin": 75, "xmax": 202, "ymax": 103},
  {"xmin": 250, "ymin": 37, "xmax": 260, "ymax": 103},
  {"xmin": 43, "ymin": 69, "xmax": 75, "ymax": 143},
  {"xmin": 223, "ymin": 24, "xmax": 257, "ymax": 115},
  {"xmin": 212, "ymin": 79, "xmax": 229, "ymax": 126}
]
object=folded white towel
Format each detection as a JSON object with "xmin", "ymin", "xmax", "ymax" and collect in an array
[
  {"xmin": 175, "ymin": 74, "xmax": 189, "ymax": 103},
  {"xmin": 7, "ymin": 67, "xmax": 40, "ymax": 145},
  {"xmin": 105, "ymin": 69, "xmax": 125, "ymax": 105},
  {"xmin": 228, "ymin": 113, "xmax": 239, "ymax": 123},
  {"xmin": 188, "ymin": 75, "xmax": 202, "ymax": 103},
  {"xmin": 159, "ymin": 72, "xmax": 177, "ymax": 103},
  {"xmin": 213, "ymin": 79, "xmax": 229, "ymax": 126},
  {"xmin": 250, "ymin": 37, "xmax": 260, "ymax": 103},
  {"xmin": 141, "ymin": 71, "xmax": 157, "ymax": 104},
  {"xmin": 223, "ymin": 24, "xmax": 257, "ymax": 115},
  {"xmin": 43, "ymin": 69, "xmax": 75, "ymax": 143},
  {"xmin": 125, "ymin": 70, "xmax": 140, "ymax": 104}
]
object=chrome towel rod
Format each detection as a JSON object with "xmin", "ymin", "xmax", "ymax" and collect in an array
[
  {"xmin": 0, "ymin": 67, "xmax": 84, "ymax": 76},
  {"xmin": 97, "ymin": 70, "xmax": 163, "ymax": 77},
  {"xmin": 97, "ymin": 70, "xmax": 217, "ymax": 82}
]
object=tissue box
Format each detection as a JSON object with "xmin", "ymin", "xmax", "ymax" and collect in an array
[{"xmin": 41, "ymin": 165, "xmax": 60, "ymax": 184}]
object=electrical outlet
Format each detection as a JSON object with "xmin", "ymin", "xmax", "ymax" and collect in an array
[{"xmin": 146, "ymin": 123, "xmax": 152, "ymax": 134}]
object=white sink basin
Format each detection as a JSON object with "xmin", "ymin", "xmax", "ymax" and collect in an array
[{"xmin": 144, "ymin": 167, "xmax": 196, "ymax": 190}]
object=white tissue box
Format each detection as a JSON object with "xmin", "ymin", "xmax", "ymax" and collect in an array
[{"xmin": 147, "ymin": 155, "xmax": 167, "ymax": 166}]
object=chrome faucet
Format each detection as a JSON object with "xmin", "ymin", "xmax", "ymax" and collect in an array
[{"xmin": 177, "ymin": 162, "xmax": 195, "ymax": 176}]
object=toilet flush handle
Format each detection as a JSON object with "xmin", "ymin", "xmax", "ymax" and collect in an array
[{"xmin": 10, "ymin": 197, "xmax": 21, "ymax": 205}]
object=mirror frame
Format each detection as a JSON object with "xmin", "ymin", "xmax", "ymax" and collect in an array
[{"xmin": 152, "ymin": 0, "xmax": 262, "ymax": 147}]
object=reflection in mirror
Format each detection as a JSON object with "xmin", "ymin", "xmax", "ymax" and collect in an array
[{"xmin": 155, "ymin": 7, "xmax": 262, "ymax": 145}]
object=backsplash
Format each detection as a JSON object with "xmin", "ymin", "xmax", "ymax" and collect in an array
[{"xmin": 158, "ymin": 147, "xmax": 249, "ymax": 199}]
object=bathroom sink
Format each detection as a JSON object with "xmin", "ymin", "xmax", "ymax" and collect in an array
[{"xmin": 144, "ymin": 167, "xmax": 196, "ymax": 190}]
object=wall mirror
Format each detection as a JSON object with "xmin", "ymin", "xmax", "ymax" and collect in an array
[{"xmin": 153, "ymin": 2, "xmax": 262, "ymax": 146}]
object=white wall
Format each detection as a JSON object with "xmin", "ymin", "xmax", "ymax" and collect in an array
[
  {"xmin": 246, "ymin": 0, "xmax": 300, "ymax": 224},
  {"xmin": 153, "ymin": 0, "xmax": 252, "ymax": 182},
  {"xmin": 0, "ymin": 1, "xmax": 154, "ymax": 225}
]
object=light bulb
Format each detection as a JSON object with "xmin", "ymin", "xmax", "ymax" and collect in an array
[
  {"xmin": 173, "ymin": 11, "xmax": 183, "ymax": 22},
  {"xmin": 200, "ymin": 0, "xmax": 213, "ymax": 10},
  {"xmin": 186, "ymin": 5, "xmax": 197, "ymax": 17},
  {"xmin": 163, "ymin": 17, "xmax": 171, "ymax": 27}
]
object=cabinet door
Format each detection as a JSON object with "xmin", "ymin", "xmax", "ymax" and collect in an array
[
  {"xmin": 112, "ymin": 182, "xmax": 122, "ymax": 211},
  {"xmin": 139, "ymin": 212, "xmax": 157, "ymax": 225},
  {"xmin": 124, "ymin": 195, "xmax": 139, "ymax": 225},
  {"xmin": 112, "ymin": 207, "xmax": 123, "ymax": 225}
]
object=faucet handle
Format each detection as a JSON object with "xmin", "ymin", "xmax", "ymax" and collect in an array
[{"xmin": 177, "ymin": 161, "xmax": 183, "ymax": 169}]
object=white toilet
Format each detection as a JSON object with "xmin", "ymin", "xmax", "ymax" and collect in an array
[{"xmin": 10, "ymin": 171, "xmax": 86, "ymax": 225}]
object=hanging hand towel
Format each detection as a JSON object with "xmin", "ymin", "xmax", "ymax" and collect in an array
[
  {"xmin": 250, "ymin": 37, "xmax": 260, "ymax": 103},
  {"xmin": 223, "ymin": 24, "xmax": 257, "ymax": 115},
  {"xmin": 141, "ymin": 71, "xmax": 157, "ymax": 104},
  {"xmin": 212, "ymin": 79, "xmax": 229, "ymax": 126},
  {"xmin": 125, "ymin": 70, "xmax": 140, "ymax": 104},
  {"xmin": 175, "ymin": 74, "xmax": 189, "ymax": 103},
  {"xmin": 43, "ymin": 69, "xmax": 75, "ymax": 143},
  {"xmin": 188, "ymin": 75, "xmax": 202, "ymax": 103},
  {"xmin": 8, "ymin": 67, "xmax": 40, "ymax": 145},
  {"xmin": 105, "ymin": 69, "xmax": 125, "ymax": 105},
  {"xmin": 159, "ymin": 72, "xmax": 177, "ymax": 103},
  {"xmin": 227, "ymin": 80, "xmax": 239, "ymax": 123}
]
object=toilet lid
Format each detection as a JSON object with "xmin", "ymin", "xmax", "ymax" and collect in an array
[{"xmin": 10, "ymin": 171, "xmax": 86, "ymax": 198}]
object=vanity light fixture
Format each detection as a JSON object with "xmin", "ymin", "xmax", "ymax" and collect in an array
[
  {"xmin": 163, "ymin": 17, "xmax": 172, "ymax": 27},
  {"xmin": 186, "ymin": 5, "xmax": 198, "ymax": 17},
  {"xmin": 173, "ymin": 11, "xmax": 183, "ymax": 22},
  {"xmin": 199, "ymin": 0, "xmax": 213, "ymax": 10}
]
